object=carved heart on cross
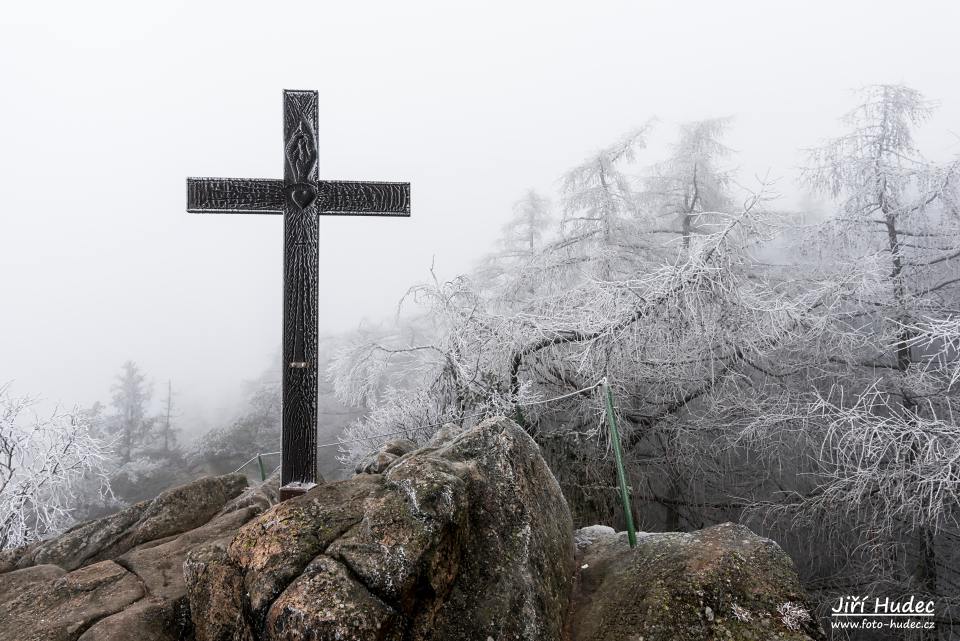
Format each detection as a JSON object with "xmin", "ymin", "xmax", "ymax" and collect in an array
[{"xmin": 288, "ymin": 184, "xmax": 317, "ymax": 210}]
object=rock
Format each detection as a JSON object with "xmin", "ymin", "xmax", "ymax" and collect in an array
[
  {"xmin": 1, "ymin": 473, "xmax": 248, "ymax": 572},
  {"xmin": 217, "ymin": 468, "xmax": 281, "ymax": 516},
  {"xmin": 0, "ymin": 560, "xmax": 144, "ymax": 641},
  {"xmin": 265, "ymin": 556, "xmax": 401, "ymax": 640},
  {"xmin": 126, "ymin": 474, "xmax": 248, "ymax": 546},
  {"xmin": 227, "ymin": 475, "xmax": 383, "ymax": 622},
  {"xmin": 428, "ymin": 423, "xmax": 462, "ymax": 446},
  {"xmin": 355, "ymin": 450, "xmax": 398, "ymax": 474},
  {"xmin": 0, "ymin": 474, "xmax": 280, "ymax": 641},
  {"xmin": 183, "ymin": 542, "xmax": 254, "ymax": 641},
  {"xmin": 0, "ymin": 503, "xmax": 145, "ymax": 573},
  {"xmin": 0, "ymin": 564, "xmax": 66, "ymax": 603},
  {"xmin": 568, "ymin": 522, "xmax": 824, "ymax": 641},
  {"xmin": 574, "ymin": 524, "xmax": 617, "ymax": 550},
  {"xmin": 382, "ymin": 438, "xmax": 417, "ymax": 457},
  {"xmin": 354, "ymin": 437, "xmax": 417, "ymax": 474},
  {"xmin": 187, "ymin": 416, "xmax": 575, "ymax": 641},
  {"xmin": 119, "ymin": 506, "xmax": 258, "ymax": 603},
  {"xmin": 77, "ymin": 599, "xmax": 181, "ymax": 641}
]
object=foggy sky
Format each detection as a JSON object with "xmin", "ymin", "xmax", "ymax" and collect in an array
[{"xmin": 2, "ymin": 0, "xmax": 958, "ymax": 432}]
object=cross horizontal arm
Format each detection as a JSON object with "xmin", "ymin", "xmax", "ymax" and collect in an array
[
  {"xmin": 187, "ymin": 178, "xmax": 284, "ymax": 214},
  {"xmin": 317, "ymin": 181, "xmax": 410, "ymax": 216},
  {"xmin": 187, "ymin": 178, "xmax": 410, "ymax": 216}
]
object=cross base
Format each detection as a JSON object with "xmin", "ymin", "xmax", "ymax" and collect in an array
[{"xmin": 279, "ymin": 482, "xmax": 318, "ymax": 502}]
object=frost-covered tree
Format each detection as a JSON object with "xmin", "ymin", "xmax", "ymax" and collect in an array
[
  {"xmin": 328, "ymin": 88, "xmax": 960, "ymax": 632},
  {"xmin": 731, "ymin": 83, "xmax": 960, "ymax": 625},
  {"xmin": 157, "ymin": 380, "xmax": 180, "ymax": 455},
  {"xmin": 556, "ymin": 126, "xmax": 653, "ymax": 279},
  {"xmin": 642, "ymin": 118, "xmax": 734, "ymax": 249},
  {"xmin": 331, "ymin": 175, "xmax": 796, "ymax": 505},
  {"xmin": 475, "ymin": 190, "xmax": 554, "ymax": 301},
  {"xmin": 802, "ymin": 84, "xmax": 960, "ymax": 397},
  {"xmin": 502, "ymin": 190, "xmax": 554, "ymax": 257},
  {"xmin": 330, "ymin": 272, "xmax": 523, "ymax": 466},
  {"xmin": 0, "ymin": 384, "xmax": 110, "ymax": 549},
  {"xmin": 106, "ymin": 361, "xmax": 153, "ymax": 463}
]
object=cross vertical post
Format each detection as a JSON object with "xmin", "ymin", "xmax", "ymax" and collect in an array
[
  {"xmin": 281, "ymin": 91, "xmax": 320, "ymax": 498},
  {"xmin": 186, "ymin": 89, "xmax": 410, "ymax": 501}
]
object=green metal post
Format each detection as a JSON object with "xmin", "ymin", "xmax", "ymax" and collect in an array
[
  {"xmin": 603, "ymin": 380, "xmax": 637, "ymax": 548},
  {"xmin": 257, "ymin": 454, "xmax": 266, "ymax": 482}
]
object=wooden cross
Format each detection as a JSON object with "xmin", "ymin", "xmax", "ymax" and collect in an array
[{"xmin": 186, "ymin": 90, "xmax": 410, "ymax": 501}]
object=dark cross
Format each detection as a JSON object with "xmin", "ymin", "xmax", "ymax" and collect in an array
[{"xmin": 186, "ymin": 90, "xmax": 410, "ymax": 501}]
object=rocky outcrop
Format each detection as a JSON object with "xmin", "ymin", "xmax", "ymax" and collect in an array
[
  {"xmin": 569, "ymin": 523, "xmax": 825, "ymax": 641},
  {"xmin": 0, "ymin": 417, "xmax": 825, "ymax": 641},
  {"xmin": 185, "ymin": 416, "xmax": 575, "ymax": 641},
  {"xmin": 0, "ymin": 473, "xmax": 277, "ymax": 641}
]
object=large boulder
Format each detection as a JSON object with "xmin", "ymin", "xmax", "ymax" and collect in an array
[
  {"xmin": 0, "ymin": 473, "xmax": 278, "ymax": 641},
  {"xmin": 569, "ymin": 522, "xmax": 825, "ymax": 641},
  {"xmin": 185, "ymin": 416, "xmax": 575, "ymax": 641}
]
